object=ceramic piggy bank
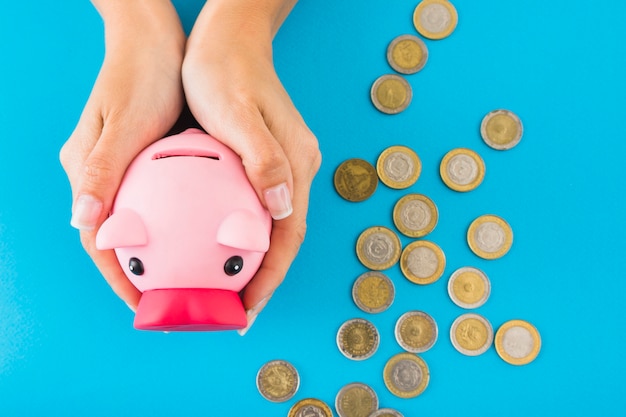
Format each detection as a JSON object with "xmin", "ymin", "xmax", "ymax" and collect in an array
[{"xmin": 96, "ymin": 128, "xmax": 271, "ymax": 331}]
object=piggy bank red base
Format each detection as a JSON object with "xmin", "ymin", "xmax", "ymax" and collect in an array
[{"xmin": 96, "ymin": 129, "xmax": 272, "ymax": 331}]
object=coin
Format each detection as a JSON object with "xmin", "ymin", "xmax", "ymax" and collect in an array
[
  {"xmin": 337, "ymin": 318, "xmax": 380, "ymax": 361},
  {"xmin": 352, "ymin": 271, "xmax": 395, "ymax": 314},
  {"xmin": 334, "ymin": 158, "xmax": 378, "ymax": 202},
  {"xmin": 370, "ymin": 74, "xmax": 412, "ymax": 114},
  {"xmin": 447, "ymin": 266, "xmax": 491, "ymax": 309},
  {"xmin": 393, "ymin": 194, "xmax": 438, "ymax": 238},
  {"xmin": 395, "ymin": 311, "xmax": 438, "ymax": 353},
  {"xmin": 376, "ymin": 145, "xmax": 421, "ymax": 189},
  {"xmin": 256, "ymin": 359, "xmax": 300, "ymax": 402},
  {"xmin": 288, "ymin": 398, "xmax": 333, "ymax": 417},
  {"xmin": 356, "ymin": 226, "xmax": 402, "ymax": 270},
  {"xmin": 495, "ymin": 319, "xmax": 541, "ymax": 365},
  {"xmin": 450, "ymin": 313, "xmax": 494, "ymax": 356},
  {"xmin": 335, "ymin": 382, "xmax": 379, "ymax": 417},
  {"xmin": 413, "ymin": 0, "xmax": 458, "ymax": 40},
  {"xmin": 440, "ymin": 148, "xmax": 485, "ymax": 192},
  {"xmin": 400, "ymin": 240, "xmax": 446, "ymax": 285},
  {"xmin": 387, "ymin": 34, "xmax": 428, "ymax": 74},
  {"xmin": 383, "ymin": 352, "xmax": 430, "ymax": 398},
  {"xmin": 369, "ymin": 409, "xmax": 404, "ymax": 417},
  {"xmin": 467, "ymin": 214, "xmax": 513, "ymax": 259},
  {"xmin": 480, "ymin": 109, "xmax": 523, "ymax": 150}
]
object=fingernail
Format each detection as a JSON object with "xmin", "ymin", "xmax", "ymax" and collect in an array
[
  {"xmin": 70, "ymin": 194, "xmax": 103, "ymax": 231},
  {"xmin": 237, "ymin": 295, "xmax": 271, "ymax": 336},
  {"xmin": 263, "ymin": 183, "xmax": 292, "ymax": 220}
]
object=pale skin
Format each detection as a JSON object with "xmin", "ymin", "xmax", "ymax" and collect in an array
[{"xmin": 59, "ymin": 0, "xmax": 321, "ymax": 335}]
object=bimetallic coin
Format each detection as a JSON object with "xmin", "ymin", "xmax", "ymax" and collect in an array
[
  {"xmin": 440, "ymin": 148, "xmax": 485, "ymax": 192},
  {"xmin": 337, "ymin": 318, "xmax": 380, "ymax": 361},
  {"xmin": 356, "ymin": 226, "xmax": 402, "ymax": 270},
  {"xmin": 495, "ymin": 320, "xmax": 541, "ymax": 365},
  {"xmin": 400, "ymin": 240, "xmax": 446, "ymax": 285},
  {"xmin": 369, "ymin": 409, "xmax": 404, "ymax": 417},
  {"xmin": 383, "ymin": 353, "xmax": 430, "ymax": 398},
  {"xmin": 335, "ymin": 382, "xmax": 379, "ymax": 417},
  {"xmin": 480, "ymin": 109, "xmax": 523, "ymax": 150},
  {"xmin": 467, "ymin": 214, "xmax": 513, "ymax": 260},
  {"xmin": 393, "ymin": 194, "xmax": 438, "ymax": 238},
  {"xmin": 376, "ymin": 145, "xmax": 421, "ymax": 189},
  {"xmin": 447, "ymin": 267, "xmax": 491, "ymax": 309},
  {"xmin": 413, "ymin": 0, "xmax": 458, "ymax": 40},
  {"xmin": 334, "ymin": 158, "xmax": 378, "ymax": 202},
  {"xmin": 288, "ymin": 398, "xmax": 333, "ymax": 417},
  {"xmin": 387, "ymin": 34, "xmax": 428, "ymax": 74},
  {"xmin": 352, "ymin": 271, "xmax": 395, "ymax": 314},
  {"xmin": 256, "ymin": 359, "xmax": 300, "ymax": 402},
  {"xmin": 450, "ymin": 313, "xmax": 494, "ymax": 356},
  {"xmin": 371, "ymin": 74, "xmax": 412, "ymax": 114},
  {"xmin": 395, "ymin": 311, "xmax": 438, "ymax": 353}
]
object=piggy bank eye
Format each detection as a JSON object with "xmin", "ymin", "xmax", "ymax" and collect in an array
[
  {"xmin": 129, "ymin": 257, "xmax": 144, "ymax": 276},
  {"xmin": 224, "ymin": 256, "xmax": 244, "ymax": 276}
]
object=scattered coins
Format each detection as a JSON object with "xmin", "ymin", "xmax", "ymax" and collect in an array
[
  {"xmin": 369, "ymin": 409, "xmax": 404, "ymax": 417},
  {"xmin": 440, "ymin": 148, "xmax": 485, "ymax": 192},
  {"xmin": 495, "ymin": 320, "xmax": 541, "ymax": 365},
  {"xmin": 256, "ymin": 359, "xmax": 300, "ymax": 403},
  {"xmin": 335, "ymin": 382, "xmax": 379, "ymax": 417},
  {"xmin": 337, "ymin": 318, "xmax": 380, "ymax": 361},
  {"xmin": 334, "ymin": 158, "xmax": 378, "ymax": 202},
  {"xmin": 387, "ymin": 34, "xmax": 428, "ymax": 74},
  {"xmin": 376, "ymin": 145, "xmax": 421, "ymax": 189},
  {"xmin": 356, "ymin": 226, "xmax": 402, "ymax": 270},
  {"xmin": 447, "ymin": 266, "xmax": 491, "ymax": 309},
  {"xmin": 395, "ymin": 311, "xmax": 438, "ymax": 353},
  {"xmin": 352, "ymin": 271, "xmax": 395, "ymax": 314},
  {"xmin": 393, "ymin": 193, "xmax": 438, "ymax": 238},
  {"xmin": 288, "ymin": 398, "xmax": 333, "ymax": 417},
  {"xmin": 480, "ymin": 109, "xmax": 523, "ymax": 150},
  {"xmin": 450, "ymin": 313, "xmax": 494, "ymax": 356},
  {"xmin": 371, "ymin": 74, "xmax": 412, "ymax": 114},
  {"xmin": 467, "ymin": 214, "xmax": 513, "ymax": 260},
  {"xmin": 413, "ymin": 0, "xmax": 458, "ymax": 40},
  {"xmin": 400, "ymin": 240, "xmax": 446, "ymax": 285},
  {"xmin": 383, "ymin": 352, "xmax": 430, "ymax": 398}
]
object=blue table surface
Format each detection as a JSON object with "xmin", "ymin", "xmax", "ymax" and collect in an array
[{"xmin": 1, "ymin": 0, "xmax": 626, "ymax": 415}]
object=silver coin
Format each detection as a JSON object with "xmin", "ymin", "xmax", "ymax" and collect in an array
[
  {"xmin": 419, "ymin": 3, "xmax": 453, "ymax": 34},
  {"xmin": 394, "ymin": 311, "xmax": 438, "ymax": 353},
  {"xmin": 450, "ymin": 313, "xmax": 494, "ymax": 356},
  {"xmin": 369, "ymin": 409, "xmax": 404, "ymax": 417},
  {"xmin": 480, "ymin": 109, "xmax": 523, "ymax": 150},
  {"xmin": 335, "ymin": 382, "xmax": 379, "ymax": 417},
  {"xmin": 356, "ymin": 226, "xmax": 401, "ymax": 270},
  {"xmin": 474, "ymin": 221, "xmax": 507, "ymax": 253},
  {"xmin": 336, "ymin": 318, "xmax": 380, "ymax": 361},
  {"xmin": 447, "ymin": 267, "xmax": 491, "ymax": 309},
  {"xmin": 352, "ymin": 271, "xmax": 395, "ymax": 314},
  {"xmin": 256, "ymin": 359, "xmax": 300, "ymax": 402}
]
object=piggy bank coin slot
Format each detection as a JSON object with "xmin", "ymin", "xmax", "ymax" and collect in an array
[{"xmin": 152, "ymin": 148, "xmax": 220, "ymax": 161}]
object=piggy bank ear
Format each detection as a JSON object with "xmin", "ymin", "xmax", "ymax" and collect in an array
[
  {"xmin": 217, "ymin": 209, "xmax": 270, "ymax": 253},
  {"xmin": 96, "ymin": 208, "xmax": 148, "ymax": 250}
]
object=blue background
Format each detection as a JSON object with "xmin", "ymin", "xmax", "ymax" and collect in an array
[{"xmin": 1, "ymin": 0, "xmax": 625, "ymax": 415}]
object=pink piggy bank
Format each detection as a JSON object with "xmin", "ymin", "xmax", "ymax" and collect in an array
[{"xmin": 96, "ymin": 128, "xmax": 271, "ymax": 331}]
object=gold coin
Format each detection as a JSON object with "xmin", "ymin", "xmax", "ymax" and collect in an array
[
  {"xmin": 383, "ymin": 352, "xmax": 430, "ymax": 398},
  {"xmin": 495, "ymin": 319, "xmax": 541, "ymax": 365},
  {"xmin": 467, "ymin": 214, "xmax": 513, "ymax": 259},
  {"xmin": 387, "ymin": 34, "xmax": 428, "ymax": 74},
  {"xmin": 450, "ymin": 313, "xmax": 493, "ymax": 356},
  {"xmin": 288, "ymin": 398, "xmax": 333, "ymax": 417},
  {"xmin": 394, "ymin": 311, "xmax": 438, "ymax": 353},
  {"xmin": 256, "ymin": 359, "xmax": 300, "ymax": 402},
  {"xmin": 370, "ymin": 74, "xmax": 412, "ymax": 114},
  {"xmin": 335, "ymin": 382, "xmax": 379, "ymax": 417},
  {"xmin": 352, "ymin": 271, "xmax": 395, "ymax": 314},
  {"xmin": 440, "ymin": 148, "xmax": 485, "ymax": 192},
  {"xmin": 393, "ymin": 194, "xmax": 438, "ymax": 238},
  {"xmin": 447, "ymin": 266, "xmax": 490, "ymax": 309},
  {"xmin": 400, "ymin": 240, "xmax": 446, "ymax": 285},
  {"xmin": 480, "ymin": 109, "xmax": 523, "ymax": 150},
  {"xmin": 336, "ymin": 318, "xmax": 380, "ymax": 361},
  {"xmin": 376, "ymin": 145, "xmax": 421, "ymax": 189},
  {"xmin": 370, "ymin": 409, "xmax": 404, "ymax": 417},
  {"xmin": 413, "ymin": 0, "xmax": 458, "ymax": 40},
  {"xmin": 356, "ymin": 226, "xmax": 401, "ymax": 270},
  {"xmin": 334, "ymin": 158, "xmax": 378, "ymax": 202}
]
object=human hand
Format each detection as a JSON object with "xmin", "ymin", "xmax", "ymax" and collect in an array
[
  {"xmin": 59, "ymin": 0, "xmax": 186, "ymax": 310},
  {"xmin": 182, "ymin": 0, "xmax": 322, "ymax": 334}
]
